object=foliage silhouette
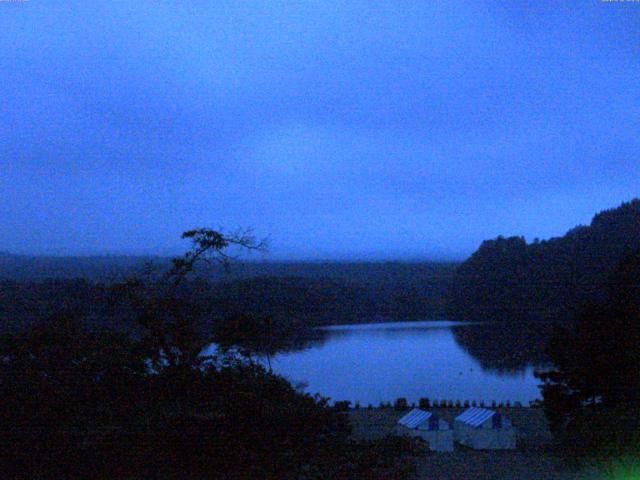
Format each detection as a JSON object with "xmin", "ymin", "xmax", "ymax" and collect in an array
[
  {"xmin": 0, "ymin": 228, "xmax": 418, "ymax": 479},
  {"xmin": 535, "ymin": 250, "xmax": 640, "ymax": 458},
  {"xmin": 449, "ymin": 199, "xmax": 640, "ymax": 323}
]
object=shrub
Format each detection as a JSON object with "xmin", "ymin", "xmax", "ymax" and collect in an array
[
  {"xmin": 0, "ymin": 319, "xmax": 358, "ymax": 479},
  {"xmin": 419, "ymin": 398, "xmax": 430, "ymax": 409}
]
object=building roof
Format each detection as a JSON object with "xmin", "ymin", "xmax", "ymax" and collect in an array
[
  {"xmin": 455, "ymin": 407, "xmax": 496, "ymax": 427},
  {"xmin": 397, "ymin": 408, "xmax": 432, "ymax": 429}
]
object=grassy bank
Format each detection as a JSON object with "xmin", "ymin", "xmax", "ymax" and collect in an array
[{"xmin": 349, "ymin": 408, "xmax": 609, "ymax": 480}]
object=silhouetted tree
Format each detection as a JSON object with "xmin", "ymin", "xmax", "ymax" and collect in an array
[
  {"xmin": 114, "ymin": 228, "xmax": 266, "ymax": 371},
  {"xmin": 212, "ymin": 313, "xmax": 293, "ymax": 371},
  {"xmin": 449, "ymin": 199, "xmax": 640, "ymax": 323},
  {"xmin": 0, "ymin": 228, "xmax": 419, "ymax": 479},
  {"xmin": 536, "ymin": 250, "xmax": 640, "ymax": 457}
]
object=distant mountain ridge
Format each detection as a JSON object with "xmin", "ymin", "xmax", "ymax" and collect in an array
[
  {"xmin": 447, "ymin": 199, "xmax": 640, "ymax": 322},
  {"xmin": 0, "ymin": 254, "xmax": 162, "ymax": 281},
  {"xmin": 4, "ymin": 199, "xmax": 639, "ymax": 326},
  {"xmin": 0, "ymin": 257, "xmax": 459, "ymax": 329},
  {"xmin": 0, "ymin": 252, "xmax": 457, "ymax": 286}
]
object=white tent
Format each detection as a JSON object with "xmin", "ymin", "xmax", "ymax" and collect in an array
[
  {"xmin": 395, "ymin": 408, "xmax": 454, "ymax": 452},
  {"xmin": 453, "ymin": 407, "xmax": 516, "ymax": 450}
]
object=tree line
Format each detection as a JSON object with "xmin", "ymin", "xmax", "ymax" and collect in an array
[
  {"xmin": 448, "ymin": 199, "xmax": 640, "ymax": 323},
  {"xmin": 0, "ymin": 229, "xmax": 420, "ymax": 479}
]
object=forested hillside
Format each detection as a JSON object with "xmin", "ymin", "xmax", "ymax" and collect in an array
[
  {"xmin": 448, "ymin": 199, "xmax": 640, "ymax": 322},
  {"xmin": 5, "ymin": 199, "xmax": 639, "ymax": 329},
  {"xmin": 0, "ymin": 262, "xmax": 458, "ymax": 332},
  {"xmin": 0, "ymin": 252, "xmax": 159, "ymax": 281}
]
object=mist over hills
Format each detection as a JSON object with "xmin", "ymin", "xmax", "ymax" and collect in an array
[
  {"xmin": 0, "ymin": 253, "xmax": 161, "ymax": 282},
  {"xmin": 0, "ymin": 252, "xmax": 455, "ymax": 282},
  {"xmin": 2, "ymin": 199, "xmax": 639, "ymax": 330}
]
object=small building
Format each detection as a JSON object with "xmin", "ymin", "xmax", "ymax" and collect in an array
[
  {"xmin": 453, "ymin": 407, "xmax": 516, "ymax": 450},
  {"xmin": 395, "ymin": 408, "xmax": 454, "ymax": 452}
]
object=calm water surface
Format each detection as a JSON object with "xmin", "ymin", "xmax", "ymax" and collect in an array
[{"xmin": 269, "ymin": 321, "xmax": 544, "ymax": 406}]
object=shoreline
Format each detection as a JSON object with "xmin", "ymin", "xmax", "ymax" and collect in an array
[{"xmin": 348, "ymin": 407, "xmax": 593, "ymax": 480}]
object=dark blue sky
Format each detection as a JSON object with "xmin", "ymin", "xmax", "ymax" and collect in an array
[{"xmin": 1, "ymin": 1, "xmax": 639, "ymax": 260}]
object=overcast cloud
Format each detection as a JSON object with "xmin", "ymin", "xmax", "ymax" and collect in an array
[{"xmin": 1, "ymin": 1, "xmax": 639, "ymax": 259}]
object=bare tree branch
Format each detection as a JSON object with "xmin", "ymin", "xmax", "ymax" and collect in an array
[
  {"xmin": 113, "ymin": 227, "xmax": 267, "ymax": 371},
  {"xmin": 166, "ymin": 228, "xmax": 268, "ymax": 285}
]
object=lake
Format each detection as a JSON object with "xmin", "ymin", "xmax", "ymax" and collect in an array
[{"xmin": 268, "ymin": 321, "xmax": 546, "ymax": 406}]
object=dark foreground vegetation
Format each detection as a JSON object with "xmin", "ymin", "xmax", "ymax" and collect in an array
[
  {"xmin": 1, "ymin": 199, "xmax": 640, "ymax": 478},
  {"xmin": 0, "ymin": 256, "xmax": 457, "ymax": 330},
  {"xmin": 0, "ymin": 230, "xmax": 420, "ymax": 479},
  {"xmin": 0, "ymin": 317, "xmax": 421, "ymax": 479},
  {"xmin": 536, "ymin": 249, "xmax": 640, "ymax": 461}
]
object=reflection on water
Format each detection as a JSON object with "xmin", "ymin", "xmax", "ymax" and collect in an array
[
  {"xmin": 321, "ymin": 320, "xmax": 472, "ymax": 331},
  {"xmin": 270, "ymin": 321, "xmax": 548, "ymax": 405},
  {"xmin": 451, "ymin": 322, "xmax": 551, "ymax": 373}
]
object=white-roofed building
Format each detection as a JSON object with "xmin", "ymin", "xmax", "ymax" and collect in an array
[
  {"xmin": 395, "ymin": 408, "xmax": 454, "ymax": 452},
  {"xmin": 453, "ymin": 407, "xmax": 516, "ymax": 450}
]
